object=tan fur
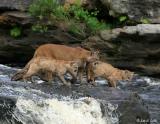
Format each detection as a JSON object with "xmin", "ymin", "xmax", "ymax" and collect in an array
[
  {"xmin": 23, "ymin": 57, "xmax": 79, "ymax": 87},
  {"xmin": 11, "ymin": 44, "xmax": 99, "ymax": 83},
  {"xmin": 33, "ymin": 44, "xmax": 99, "ymax": 82},
  {"xmin": 11, "ymin": 58, "xmax": 35, "ymax": 81},
  {"xmin": 88, "ymin": 61, "xmax": 134, "ymax": 87},
  {"xmin": 34, "ymin": 44, "xmax": 91, "ymax": 61}
]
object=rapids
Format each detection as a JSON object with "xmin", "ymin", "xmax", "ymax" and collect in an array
[{"xmin": 0, "ymin": 64, "xmax": 159, "ymax": 124}]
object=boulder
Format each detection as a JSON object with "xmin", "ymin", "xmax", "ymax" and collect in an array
[
  {"xmin": 83, "ymin": 24, "xmax": 160, "ymax": 77},
  {"xmin": 100, "ymin": 0, "xmax": 160, "ymax": 23}
]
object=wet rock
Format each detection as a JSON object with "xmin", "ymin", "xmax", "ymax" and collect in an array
[
  {"xmin": 0, "ymin": 96, "xmax": 21, "ymax": 124},
  {"xmin": 83, "ymin": 24, "xmax": 160, "ymax": 77},
  {"xmin": 100, "ymin": 0, "xmax": 160, "ymax": 23},
  {"xmin": 0, "ymin": 64, "xmax": 150, "ymax": 124}
]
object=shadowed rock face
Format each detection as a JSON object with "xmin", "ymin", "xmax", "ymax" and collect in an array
[
  {"xmin": 0, "ymin": 1, "xmax": 159, "ymax": 77},
  {"xmin": 0, "ymin": 64, "xmax": 150, "ymax": 124},
  {"xmin": 0, "ymin": 25, "xmax": 160, "ymax": 77},
  {"xmin": 0, "ymin": 27, "xmax": 84, "ymax": 66}
]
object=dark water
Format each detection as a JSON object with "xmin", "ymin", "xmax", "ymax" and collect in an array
[{"xmin": 119, "ymin": 77, "xmax": 160, "ymax": 124}]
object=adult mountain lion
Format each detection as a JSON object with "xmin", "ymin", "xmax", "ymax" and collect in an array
[{"xmin": 12, "ymin": 44, "xmax": 99, "ymax": 83}]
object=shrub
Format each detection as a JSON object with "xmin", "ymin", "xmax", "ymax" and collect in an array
[
  {"xmin": 68, "ymin": 21, "xmax": 86, "ymax": 37},
  {"xmin": 68, "ymin": 4, "xmax": 108, "ymax": 33},
  {"xmin": 29, "ymin": 0, "xmax": 59, "ymax": 18},
  {"xmin": 29, "ymin": 0, "xmax": 109, "ymax": 35},
  {"xmin": 10, "ymin": 27, "xmax": 22, "ymax": 38},
  {"xmin": 119, "ymin": 16, "xmax": 127, "ymax": 23}
]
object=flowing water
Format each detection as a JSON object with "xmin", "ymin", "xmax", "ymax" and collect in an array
[
  {"xmin": 0, "ymin": 64, "xmax": 159, "ymax": 124},
  {"xmin": 0, "ymin": 85, "xmax": 118, "ymax": 124},
  {"xmin": 0, "ymin": 64, "xmax": 119, "ymax": 124},
  {"xmin": 85, "ymin": 76, "xmax": 160, "ymax": 124}
]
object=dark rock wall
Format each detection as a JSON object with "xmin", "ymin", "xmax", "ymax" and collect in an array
[
  {"xmin": 0, "ymin": 0, "xmax": 33, "ymax": 11},
  {"xmin": 0, "ymin": 0, "xmax": 160, "ymax": 77}
]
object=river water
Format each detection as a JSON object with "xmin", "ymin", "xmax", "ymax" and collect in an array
[
  {"xmin": 0, "ymin": 83, "xmax": 118, "ymax": 124},
  {"xmin": 0, "ymin": 64, "xmax": 119, "ymax": 124},
  {"xmin": 0, "ymin": 64, "xmax": 159, "ymax": 124}
]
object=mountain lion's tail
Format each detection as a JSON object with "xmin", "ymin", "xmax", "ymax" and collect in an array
[{"xmin": 11, "ymin": 58, "xmax": 33, "ymax": 81}]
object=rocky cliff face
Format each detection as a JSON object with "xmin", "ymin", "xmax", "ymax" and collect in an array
[
  {"xmin": 83, "ymin": 24, "xmax": 160, "ymax": 77},
  {"xmin": 0, "ymin": 0, "xmax": 160, "ymax": 77},
  {"xmin": 100, "ymin": 0, "xmax": 160, "ymax": 23},
  {"xmin": 0, "ymin": 0, "xmax": 33, "ymax": 11}
]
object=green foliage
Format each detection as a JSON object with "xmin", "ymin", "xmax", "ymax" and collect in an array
[
  {"xmin": 31, "ymin": 24, "xmax": 48, "ymax": 33},
  {"xmin": 68, "ymin": 5, "xmax": 107, "ymax": 33},
  {"xmin": 54, "ymin": 6, "xmax": 68, "ymax": 20},
  {"xmin": 29, "ymin": 0, "xmax": 59, "ymax": 18},
  {"xmin": 140, "ymin": 18, "xmax": 150, "ymax": 24},
  {"xmin": 86, "ymin": 17, "xmax": 106, "ymax": 32},
  {"xmin": 29, "ymin": 0, "xmax": 109, "ymax": 35},
  {"xmin": 119, "ymin": 16, "xmax": 127, "ymax": 22},
  {"xmin": 68, "ymin": 22, "xmax": 85, "ymax": 36},
  {"xmin": 10, "ymin": 27, "xmax": 21, "ymax": 38}
]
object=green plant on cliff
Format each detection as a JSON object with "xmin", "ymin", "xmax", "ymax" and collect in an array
[
  {"xmin": 29, "ymin": 0, "xmax": 59, "ymax": 18},
  {"xmin": 68, "ymin": 4, "xmax": 107, "ymax": 33},
  {"xmin": 140, "ymin": 17, "xmax": 150, "ymax": 24},
  {"xmin": 31, "ymin": 24, "xmax": 48, "ymax": 33},
  {"xmin": 29, "ymin": 0, "xmax": 109, "ymax": 35},
  {"xmin": 10, "ymin": 27, "xmax": 22, "ymax": 38},
  {"xmin": 119, "ymin": 16, "xmax": 128, "ymax": 23}
]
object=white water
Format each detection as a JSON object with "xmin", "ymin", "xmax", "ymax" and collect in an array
[
  {"xmin": 135, "ymin": 76, "xmax": 160, "ymax": 86},
  {"xmin": 13, "ymin": 97, "xmax": 118, "ymax": 124}
]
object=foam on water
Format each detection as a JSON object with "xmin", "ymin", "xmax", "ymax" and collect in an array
[
  {"xmin": 13, "ymin": 97, "xmax": 118, "ymax": 124},
  {"xmin": 0, "ymin": 64, "xmax": 119, "ymax": 124},
  {"xmin": 141, "ymin": 77, "xmax": 160, "ymax": 86}
]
